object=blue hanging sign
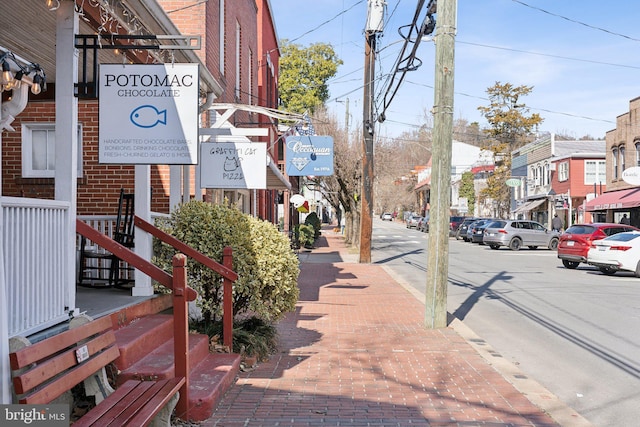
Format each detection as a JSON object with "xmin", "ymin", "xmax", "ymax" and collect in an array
[{"xmin": 285, "ymin": 135, "xmax": 334, "ymax": 176}]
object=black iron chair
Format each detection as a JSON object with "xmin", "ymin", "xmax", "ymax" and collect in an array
[{"xmin": 77, "ymin": 189, "xmax": 135, "ymax": 288}]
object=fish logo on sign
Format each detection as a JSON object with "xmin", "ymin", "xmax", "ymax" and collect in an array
[{"xmin": 130, "ymin": 105, "xmax": 167, "ymax": 128}]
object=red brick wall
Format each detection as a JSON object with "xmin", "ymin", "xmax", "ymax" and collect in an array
[{"xmin": 1, "ymin": 99, "xmax": 177, "ymax": 214}]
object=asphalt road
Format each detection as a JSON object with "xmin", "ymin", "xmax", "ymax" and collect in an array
[{"xmin": 372, "ymin": 218, "xmax": 640, "ymax": 427}]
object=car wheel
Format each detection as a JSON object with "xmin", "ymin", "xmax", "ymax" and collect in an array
[
  {"xmin": 635, "ymin": 260, "xmax": 640, "ymax": 278},
  {"xmin": 528, "ymin": 246, "xmax": 538, "ymax": 250},
  {"xmin": 489, "ymin": 244, "xmax": 500, "ymax": 250},
  {"xmin": 509, "ymin": 238, "xmax": 522, "ymax": 251},
  {"xmin": 599, "ymin": 266, "xmax": 616, "ymax": 276},
  {"xmin": 548, "ymin": 238, "xmax": 559, "ymax": 250},
  {"xmin": 562, "ymin": 260, "xmax": 580, "ymax": 269}
]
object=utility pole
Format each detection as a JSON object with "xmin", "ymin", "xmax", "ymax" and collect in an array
[
  {"xmin": 426, "ymin": 0, "xmax": 456, "ymax": 328},
  {"xmin": 359, "ymin": 0, "xmax": 384, "ymax": 263}
]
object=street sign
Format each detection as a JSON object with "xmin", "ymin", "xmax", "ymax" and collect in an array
[{"xmin": 505, "ymin": 178, "xmax": 522, "ymax": 187}]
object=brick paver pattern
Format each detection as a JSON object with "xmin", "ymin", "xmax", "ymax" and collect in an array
[{"xmin": 206, "ymin": 230, "xmax": 558, "ymax": 427}]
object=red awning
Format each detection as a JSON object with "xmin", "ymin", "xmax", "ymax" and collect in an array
[{"xmin": 584, "ymin": 188, "xmax": 640, "ymax": 211}]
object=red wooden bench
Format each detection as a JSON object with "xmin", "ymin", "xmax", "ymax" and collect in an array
[{"xmin": 9, "ymin": 315, "xmax": 184, "ymax": 427}]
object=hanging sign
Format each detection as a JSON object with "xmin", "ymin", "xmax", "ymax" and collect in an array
[
  {"xmin": 98, "ymin": 64, "xmax": 199, "ymax": 165},
  {"xmin": 622, "ymin": 166, "xmax": 640, "ymax": 185},
  {"xmin": 285, "ymin": 135, "xmax": 334, "ymax": 176},
  {"xmin": 200, "ymin": 142, "xmax": 267, "ymax": 189}
]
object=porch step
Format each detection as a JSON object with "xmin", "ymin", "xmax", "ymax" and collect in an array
[{"xmin": 112, "ymin": 312, "xmax": 241, "ymax": 422}]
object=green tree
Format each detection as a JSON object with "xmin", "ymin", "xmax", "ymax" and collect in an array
[
  {"xmin": 477, "ymin": 82, "xmax": 543, "ymax": 217},
  {"xmin": 459, "ymin": 171, "xmax": 475, "ymax": 215},
  {"xmin": 278, "ymin": 41, "xmax": 342, "ymax": 114}
]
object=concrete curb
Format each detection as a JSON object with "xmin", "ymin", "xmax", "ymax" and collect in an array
[{"xmin": 382, "ymin": 265, "xmax": 594, "ymax": 427}]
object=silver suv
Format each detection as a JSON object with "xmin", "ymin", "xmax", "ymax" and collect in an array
[{"xmin": 483, "ymin": 220, "xmax": 560, "ymax": 251}]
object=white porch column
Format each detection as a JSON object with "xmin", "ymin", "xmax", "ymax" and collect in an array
[
  {"xmin": 170, "ymin": 165, "xmax": 182, "ymax": 211},
  {"xmin": 54, "ymin": 2, "xmax": 79, "ymax": 316},
  {"xmin": 133, "ymin": 165, "xmax": 153, "ymax": 296},
  {"xmin": 183, "ymin": 165, "xmax": 191, "ymax": 203},
  {"xmin": 0, "ymin": 87, "xmax": 8, "ymax": 406}
]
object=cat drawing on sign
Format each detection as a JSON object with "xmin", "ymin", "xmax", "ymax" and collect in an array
[{"xmin": 224, "ymin": 157, "xmax": 240, "ymax": 171}]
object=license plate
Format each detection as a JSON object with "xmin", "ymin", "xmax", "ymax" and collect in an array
[
  {"xmin": 598, "ymin": 246, "xmax": 606, "ymax": 251},
  {"xmin": 567, "ymin": 241, "xmax": 574, "ymax": 246}
]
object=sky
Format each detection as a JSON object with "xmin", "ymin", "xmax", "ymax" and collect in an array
[{"xmin": 269, "ymin": 0, "xmax": 640, "ymax": 143}]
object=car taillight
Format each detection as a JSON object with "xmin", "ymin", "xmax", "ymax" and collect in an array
[
  {"xmin": 609, "ymin": 246, "xmax": 632, "ymax": 251},
  {"xmin": 499, "ymin": 229, "xmax": 508, "ymax": 234}
]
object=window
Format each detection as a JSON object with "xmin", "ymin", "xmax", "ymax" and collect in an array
[
  {"xmin": 219, "ymin": 0, "xmax": 225, "ymax": 74},
  {"xmin": 635, "ymin": 140, "xmax": 640, "ymax": 166},
  {"xmin": 585, "ymin": 160, "xmax": 606, "ymax": 185},
  {"xmin": 612, "ymin": 147, "xmax": 618, "ymax": 179},
  {"xmin": 559, "ymin": 161, "xmax": 569, "ymax": 181},
  {"xmin": 235, "ymin": 20, "xmax": 241, "ymax": 101},
  {"xmin": 22, "ymin": 123, "xmax": 82, "ymax": 178},
  {"xmin": 619, "ymin": 146, "xmax": 626, "ymax": 174},
  {"xmin": 248, "ymin": 48, "xmax": 253, "ymax": 106}
]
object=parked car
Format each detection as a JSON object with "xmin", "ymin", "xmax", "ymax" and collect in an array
[
  {"xmin": 405, "ymin": 215, "xmax": 422, "ymax": 229},
  {"xmin": 557, "ymin": 223, "xmax": 639, "ymax": 269},
  {"xmin": 465, "ymin": 219, "xmax": 486, "ymax": 242},
  {"xmin": 381, "ymin": 212, "xmax": 393, "ymax": 221},
  {"xmin": 456, "ymin": 217, "xmax": 478, "ymax": 241},
  {"xmin": 483, "ymin": 220, "xmax": 560, "ymax": 250},
  {"xmin": 586, "ymin": 231, "xmax": 640, "ymax": 276},
  {"xmin": 417, "ymin": 216, "xmax": 429, "ymax": 232},
  {"xmin": 449, "ymin": 216, "xmax": 467, "ymax": 237},
  {"xmin": 470, "ymin": 219, "xmax": 497, "ymax": 244}
]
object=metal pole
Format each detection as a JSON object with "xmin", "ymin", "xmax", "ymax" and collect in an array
[{"xmin": 426, "ymin": 0, "xmax": 456, "ymax": 328}]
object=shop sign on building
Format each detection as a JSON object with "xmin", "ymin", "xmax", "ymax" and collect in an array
[
  {"xmin": 98, "ymin": 64, "xmax": 199, "ymax": 164},
  {"xmin": 285, "ymin": 136, "xmax": 334, "ymax": 176},
  {"xmin": 200, "ymin": 142, "xmax": 267, "ymax": 189}
]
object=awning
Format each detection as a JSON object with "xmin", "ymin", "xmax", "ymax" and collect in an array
[
  {"xmin": 267, "ymin": 156, "xmax": 291, "ymax": 191},
  {"xmin": 584, "ymin": 188, "xmax": 640, "ymax": 211},
  {"xmin": 512, "ymin": 198, "xmax": 545, "ymax": 214}
]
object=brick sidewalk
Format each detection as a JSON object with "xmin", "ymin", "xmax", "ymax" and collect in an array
[{"xmin": 204, "ymin": 229, "xmax": 579, "ymax": 426}]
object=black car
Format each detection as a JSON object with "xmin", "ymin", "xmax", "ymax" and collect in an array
[
  {"xmin": 456, "ymin": 217, "xmax": 478, "ymax": 241},
  {"xmin": 469, "ymin": 219, "xmax": 498, "ymax": 244}
]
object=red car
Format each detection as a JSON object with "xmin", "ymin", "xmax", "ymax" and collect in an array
[{"xmin": 557, "ymin": 223, "xmax": 638, "ymax": 269}]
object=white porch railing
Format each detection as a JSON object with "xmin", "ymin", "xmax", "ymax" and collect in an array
[{"xmin": 2, "ymin": 197, "xmax": 70, "ymax": 338}]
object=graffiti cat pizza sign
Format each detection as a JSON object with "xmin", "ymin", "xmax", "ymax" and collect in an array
[
  {"xmin": 200, "ymin": 142, "xmax": 267, "ymax": 189},
  {"xmin": 98, "ymin": 64, "xmax": 199, "ymax": 164}
]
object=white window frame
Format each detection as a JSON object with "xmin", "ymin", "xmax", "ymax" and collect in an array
[
  {"xmin": 22, "ymin": 122, "xmax": 82, "ymax": 178},
  {"xmin": 585, "ymin": 159, "xmax": 605, "ymax": 185},
  {"xmin": 558, "ymin": 161, "xmax": 569, "ymax": 182},
  {"xmin": 219, "ymin": 0, "xmax": 225, "ymax": 74},
  {"xmin": 235, "ymin": 20, "xmax": 241, "ymax": 102},
  {"xmin": 619, "ymin": 145, "xmax": 626, "ymax": 173}
]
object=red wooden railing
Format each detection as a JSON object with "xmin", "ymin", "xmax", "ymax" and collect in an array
[
  {"xmin": 133, "ymin": 215, "xmax": 238, "ymax": 348},
  {"xmin": 76, "ymin": 218, "xmax": 238, "ymax": 421}
]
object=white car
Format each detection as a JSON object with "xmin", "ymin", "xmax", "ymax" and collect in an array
[
  {"xmin": 586, "ymin": 231, "xmax": 640, "ymax": 276},
  {"xmin": 381, "ymin": 213, "xmax": 393, "ymax": 221}
]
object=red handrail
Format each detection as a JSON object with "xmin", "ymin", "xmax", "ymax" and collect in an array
[
  {"xmin": 134, "ymin": 215, "xmax": 236, "ymax": 348},
  {"xmin": 76, "ymin": 217, "xmax": 238, "ymax": 421}
]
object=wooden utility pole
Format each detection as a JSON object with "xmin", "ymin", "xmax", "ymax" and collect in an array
[
  {"xmin": 359, "ymin": 0, "xmax": 383, "ymax": 263},
  {"xmin": 426, "ymin": 0, "xmax": 456, "ymax": 328}
]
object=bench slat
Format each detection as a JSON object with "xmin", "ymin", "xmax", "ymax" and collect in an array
[
  {"xmin": 126, "ymin": 378, "xmax": 185, "ymax": 426},
  {"xmin": 70, "ymin": 380, "xmax": 144, "ymax": 427},
  {"xmin": 18, "ymin": 346, "xmax": 120, "ymax": 404},
  {"xmin": 13, "ymin": 330, "xmax": 117, "ymax": 394},
  {"xmin": 10, "ymin": 316, "xmax": 113, "ymax": 368},
  {"xmin": 72, "ymin": 379, "xmax": 184, "ymax": 427}
]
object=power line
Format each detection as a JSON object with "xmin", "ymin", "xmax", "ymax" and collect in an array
[
  {"xmin": 288, "ymin": 0, "xmax": 365, "ymax": 44},
  {"xmin": 511, "ymin": 0, "xmax": 640, "ymax": 43},
  {"xmin": 458, "ymin": 41, "xmax": 640, "ymax": 70}
]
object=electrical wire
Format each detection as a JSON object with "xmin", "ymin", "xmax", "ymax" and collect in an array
[
  {"xmin": 511, "ymin": 0, "xmax": 640, "ymax": 43},
  {"xmin": 288, "ymin": 0, "xmax": 365, "ymax": 44}
]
